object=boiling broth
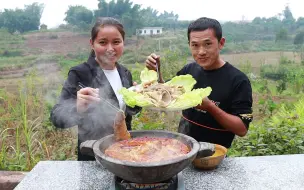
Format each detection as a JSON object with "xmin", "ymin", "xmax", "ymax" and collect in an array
[{"xmin": 105, "ymin": 137, "xmax": 190, "ymax": 163}]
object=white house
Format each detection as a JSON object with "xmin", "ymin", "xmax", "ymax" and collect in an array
[{"xmin": 136, "ymin": 27, "xmax": 163, "ymax": 36}]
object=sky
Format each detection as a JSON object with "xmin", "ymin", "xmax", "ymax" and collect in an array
[{"xmin": 1, "ymin": 0, "xmax": 303, "ymax": 28}]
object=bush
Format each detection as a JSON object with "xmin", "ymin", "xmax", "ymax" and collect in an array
[
  {"xmin": 49, "ymin": 34, "xmax": 58, "ymax": 39},
  {"xmin": 260, "ymin": 65, "xmax": 287, "ymax": 81},
  {"xmin": 0, "ymin": 50, "xmax": 23, "ymax": 57},
  {"xmin": 229, "ymin": 97, "xmax": 304, "ymax": 156}
]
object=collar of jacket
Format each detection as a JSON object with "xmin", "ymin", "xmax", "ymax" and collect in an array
[
  {"xmin": 86, "ymin": 56, "xmax": 130, "ymax": 87},
  {"xmin": 85, "ymin": 56, "xmax": 131, "ymax": 109}
]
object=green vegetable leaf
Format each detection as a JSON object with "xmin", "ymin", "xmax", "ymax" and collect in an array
[
  {"xmin": 118, "ymin": 87, "xmax": 153, "ymax": 108},
  {"xmin": 167, "ymin": 87, "xmax": 212, "ymax": 109},
  {"xmin": 165, "ymin": 74, "xmax": 197, "ymax": 92},
  {"xmin": 140, "ymin": 68, "xmax": 157, "ymax": 84}
]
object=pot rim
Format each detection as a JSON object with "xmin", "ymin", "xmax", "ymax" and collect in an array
[{"xmin": 93, "ymin": 130, "xmax": 200, "ymax": 167}]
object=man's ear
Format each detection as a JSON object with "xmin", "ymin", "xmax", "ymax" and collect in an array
[{"xmin": 219, "ymin": 37, "xmax": 225, "ymax": 50}]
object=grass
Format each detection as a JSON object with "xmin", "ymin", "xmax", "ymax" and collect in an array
[
  {"xmin": 0, "ymin": 56, "xmax": 37, "ymax": 70},
  {"xmin": 0, "ymin": 71, "xmax": 77, "ymax": 171}
]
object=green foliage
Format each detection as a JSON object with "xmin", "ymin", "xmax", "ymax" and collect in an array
[
  {"xmin": 0, "ymin": 70, "xmax": 77, "ymax": 171},
  {"xmin": 237, "ymin": 60, "xmax": 252, "ymax": 75},
  {"xmin": 294, "ymin": 31, "xmax": 304, "ymax": 45},
  {"xmin": 64, "ymin": 6, "xmax": 93, "ymax": 30},
  {"xmin": 276, "ymin": 80, "xmax": 287, "ymax": 94},
  {"xmin": 0, "ymin": 50, "xmax": 23, "ymax": 57},
  {"xmin": 294, "ymin": 31, "xmax": 304, "ymax": 61},
  {"xmin": 128, "ymin": 62, "xmax": 144, "ymax": 83},
  {"xmin": 58, "ymin": 58, "xmax": 83, "ymax": 77},
  {"xmin": 230, "ymin": 97, "xmax": 304, "ymax": 157},
  {"xmin": 160, "ymin": 49, "xmax": 187, "ymax": 81},
  {"xmin": 0, "ymin": 56, "xmax": 37, "ymax": 70},
  {"xmin": 260, "ymin": 64, "xmax": 287, "ymax": 81},
  {"xmin": 275, "ymin": 28, "xmax": 288, "ymax": 43},
  {"xmin": 0, "ymin": 3, "xmax": 44, "ymax": 33},
  {"xmin": 132, "ymin": 109, "xmax": 180, "ymax": 132}
]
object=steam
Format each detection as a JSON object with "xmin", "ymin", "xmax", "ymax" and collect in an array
[
  {"xmin": 49, "ymin": 77, "xmax": 124, "ymax": 143},
  {"xmin": 96, "ymin": 51, "xmax": 117, "ymax": 67}
]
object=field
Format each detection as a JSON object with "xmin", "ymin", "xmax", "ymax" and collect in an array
[{"xmin": 1, "ymin": 29, "xmax": 304, "ymax": 171}]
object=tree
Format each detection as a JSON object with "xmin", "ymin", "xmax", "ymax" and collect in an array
[
  {"xmin": 0, "ymin": 11, "xmax": 3, "ymax": 28},
  {"xmin": 139, "ymin": 7, "xmax": 159, "ymax": 27},
  {"xmin": 94, "ymin": 0, "xmax": 143, "ymax": 36},
  {"xmin": 294, "ymin": 31, "xmax": 304, "ymax": 61},
  {"xmin": 64, "ymin": 5, "xmax": 93, "ymax": 29},
  {"xmin": 296, "ymin": 17, "xmax": 304, "ymax": 30},
  {"xmin": 282, "ymin": 5, "xmax": 296, "ymax": 32},
  {"xmin": 275, "ymin": 28, "xmax": 288, "ymax": 43},
  {"xmin": 1, "ymin": 3, "xmax": 44, "ymax": 33},
  {"xmin": 23, "ymin": 3, "xmax": 45, "ymax": 31}
]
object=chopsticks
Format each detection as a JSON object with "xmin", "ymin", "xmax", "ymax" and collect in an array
[{"xmin": 77, "ymin": 82, "xmax": 122, "ymax": 113}]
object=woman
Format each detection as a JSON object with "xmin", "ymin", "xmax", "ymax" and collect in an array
[{"xmin": 50, "ymin": 17, "xmax": 141, "ymax": 161}]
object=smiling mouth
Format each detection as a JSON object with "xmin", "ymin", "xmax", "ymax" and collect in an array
[
  {"xmin": 105, "ymin": 51, "xmax": 116, "ymax": 56},
  {"xmin": 105, "ymin": 53, "xmax": 116, "ymax": 59}
]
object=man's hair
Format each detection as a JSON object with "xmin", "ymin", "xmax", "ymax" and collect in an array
[{"xmin": 187, "ymin": 17, "xmax": 222, "ymax": 42}]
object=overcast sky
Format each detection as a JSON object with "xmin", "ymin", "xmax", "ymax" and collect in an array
[{"xmin": 1, "ymin": 0, "xmax": 303, "ymax": 28}]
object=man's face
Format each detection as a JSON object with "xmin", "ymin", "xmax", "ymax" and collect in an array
[{"xmin": 189, "ymin": 29, "xmax": 225, "ymax": 70}]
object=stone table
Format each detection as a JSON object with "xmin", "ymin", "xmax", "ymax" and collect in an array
[{"xmin": 15, "ymin": 154, "xmax": 304, "ymax": 190}]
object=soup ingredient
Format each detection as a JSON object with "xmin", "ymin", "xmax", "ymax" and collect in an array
[
  {"xmin": 119, "ymin": 68, "xmax": 212, "ymax": 110},
  {"xmin": 140, "ymin": 83, "xmax": 185, "ymax": 108},
  {"xmin": 105, "ymin": 137, "xmax": 190, "ymax": 162},
  {"xmin": 113, "ymin": 110, "xmax": 130, "ymax": 141},
  {"xmin": 210, "ymin": 149, "xmax": 224, "ymax": 157}
]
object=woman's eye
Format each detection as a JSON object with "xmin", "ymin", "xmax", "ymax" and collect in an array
[
  {"xmin": 114, "ymin": 41, "xmax": 121, "ymax": 44},
  {"xmin": 99, "ymin": 41, "xmax": 106, "ymax": 45}
]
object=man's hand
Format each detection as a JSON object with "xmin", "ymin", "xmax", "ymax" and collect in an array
[
  {"xmin": 145, "ymin": 53, "xmax": 160, "ymax": 71},
  {"xmin": 145, "ymin": 53, "xmax": 164, "ymax": 83},
  {"xmin": 195, "ymin": 97, "xmax": 215, "ymax": 111},
  {"xmin": 196, "ymin": 97, "xmax": 248, "ymax": 137}
]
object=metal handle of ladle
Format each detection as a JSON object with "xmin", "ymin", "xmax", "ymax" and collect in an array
[{"xmin": 155, "ymin": 58, "xmax": 161, "ymax": 83}]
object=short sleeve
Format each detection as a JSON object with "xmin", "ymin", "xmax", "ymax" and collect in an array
[{"xmin": 230, "ymin": 78, "xmax": 253, "ymax": 129}]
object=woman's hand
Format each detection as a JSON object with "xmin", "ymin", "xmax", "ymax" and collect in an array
[
  {"xmin": 77, "ymin": 87, "xmax": 100, "ymax": 113},
  {"xmin": 145, "ymin": 53, "xmax": 160, "ymax": 71}
]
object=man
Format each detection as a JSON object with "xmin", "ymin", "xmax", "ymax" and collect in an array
[{"xmin": 145, "ymin": 17, "xmax": 253, "ymax": 148}]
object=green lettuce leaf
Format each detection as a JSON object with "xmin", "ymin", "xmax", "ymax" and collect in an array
[
  {"xmin": 165, "ymin": 74, "xmax": 197, "ymax": 92},
  {"xmin": 118, "ymin": 87, "xmax": 153, "ymax": 108},
  {"xmin": 167, "ymin": 87, "xmax": 212, "ymax": 109},
  {"xmin": 140, "ymin": 68, "xmax": 157, "ymax": 84}
]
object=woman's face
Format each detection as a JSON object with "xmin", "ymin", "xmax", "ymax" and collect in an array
[{"xmin": 90, "ymin": 26, "xmax": 124, "ymax": 69}]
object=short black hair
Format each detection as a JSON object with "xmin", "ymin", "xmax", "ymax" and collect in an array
[{"xmin": 187, "ymin": 17, "xmax": 222, "ymax": 42}]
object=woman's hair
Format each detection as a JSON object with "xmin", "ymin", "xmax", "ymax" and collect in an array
[{"xmin": 90, "ymin": 17, "xmax": 125, "ymax": 57}]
